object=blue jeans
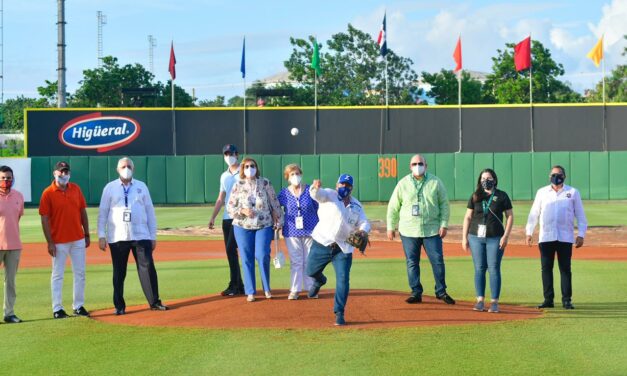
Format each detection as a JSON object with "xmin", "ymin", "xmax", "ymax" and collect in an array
[
  {"xmin": 400, "ymin": 235, "xmax": 447, "ymax": 297},
  {"xmin": 233, "ymin": 226, "xmax": 273, "ymax": 295},
  {"xmin": 468, "ymin": 235, "xmax": 504, "ymax": 300},
  {"xmin": 306, "ymin": 240, "xmax": 353, "ymax": 314}
]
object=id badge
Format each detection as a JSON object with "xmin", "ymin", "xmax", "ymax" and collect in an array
[
  {"xmin": 295, "ymin": 216, "xmax": 304, "ymax": 230},
  {"xmin": 412, "ymin": 204, "xmax": 420, "ymax": 216},
  {"xmin": 477, "ymin": 224, "xmax": 487, "ymax": 238},
  {"xmin": 123, "ymin": 210, "xmax": 132, "ymax": 223}
]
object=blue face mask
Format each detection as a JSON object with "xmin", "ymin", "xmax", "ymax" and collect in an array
[{"xmin": 337, "ymin": 186, "xmax": 352, "ymax": 199}]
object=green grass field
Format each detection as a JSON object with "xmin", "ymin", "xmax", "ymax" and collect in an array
[{"xmin": 4, "ymin": 203, "xmax": 627, "ymax": 375}]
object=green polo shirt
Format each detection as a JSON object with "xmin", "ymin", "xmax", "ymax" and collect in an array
[{"xmin": 387, "ymin": 172, "xmax": 450, "ymax": 238}]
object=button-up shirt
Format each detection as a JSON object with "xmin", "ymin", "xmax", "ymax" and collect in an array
[
  {"xmin": 0, "ymin": 189, "xmax": 24, "ymax": 250},
  {"xmin": 387, "ymin": 173, "xmax": 450, "ymax": 238},
  {"xmin": 526, "ymin": 184, "xmax": 587, "ymax": 244},
  {"xmin": 97, "ymin": 179, "xmax": 157, "ymax": 243},
  {"xmin": 310, "ymin": 186, "xmax": 370, "ymax": 254}
]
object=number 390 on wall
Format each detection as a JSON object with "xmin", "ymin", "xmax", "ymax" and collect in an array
[{"xmin": 378, "ymin": 157, "xmax": 397, "ymax": 178}]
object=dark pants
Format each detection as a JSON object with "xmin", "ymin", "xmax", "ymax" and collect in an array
[
  {"xmin": 400, "ymin": 235, "xmax": 448, "ymax": 297},
  {"xmin": 306, "ymin": 240, "xmax": 353, "ymax": 315},
  {"xmin": 539, "ymin": 241, "xmax": 573, "ymax": 302},
  {"xmin": 110, "ymin": 240, "xmax": 161, "ymax": 310},
  {"xmin": 222, "ymin": 219, "xmax": 244, "ymax": 289}
]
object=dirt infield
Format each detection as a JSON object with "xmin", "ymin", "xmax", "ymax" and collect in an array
[
  {"xmin": 91, "ymin": 289, "xmax": 542, "ymax": 329},
  {"xmin": 18, "ymin": 240, "xmax": 627, "ymax": 269}
]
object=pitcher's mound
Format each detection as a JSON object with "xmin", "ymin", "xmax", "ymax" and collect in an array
[{"xmin": 91, "ymin": 289, "xmax": 541, "ymax": 329}]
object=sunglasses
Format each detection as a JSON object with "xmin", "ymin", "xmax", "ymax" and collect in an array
[
  {"xmin": 244, "ymin": 164, "xmax": 256, "ymax": 168},
  {"xmin": 411, "ymin": 162, "xmax": 425, "ymax": 166}
]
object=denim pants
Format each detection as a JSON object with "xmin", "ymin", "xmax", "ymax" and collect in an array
[
  {"xmin": 306, "ymin": 240, "xmax": 353, "ymax": 314},
  {"xmin": 400, "ymin": 235, "xmax": 447, "ymax": 297},
  {"xmin": 233, "ymin": 226, "xmax": 273, "ymax": 295},
  {"xmin": 468, "ymin": 235, "xmax": 504, "ymax": 300}
]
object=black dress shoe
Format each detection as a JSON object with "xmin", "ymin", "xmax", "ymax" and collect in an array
[
  {"xmin": 150, "ymin": 303, "xmax": 169, "ymax": 311},
  {"xmin": 53, "ymin": 309, "xmax": 70, "ymax": 319},
  {"xmin": 115, "ymin": 308, "xmax": 126, "ymax": 315},
  {"xmin": 221, "ymin": 285, "xmax": 236, "ymax": 296},
  {"xmin": 405, "ymin": 295, "xmax": 422, "ymax": 304},
  {"xmin": 4, "ymin": 315, "xmax": 22, "ymax": 323},
  {"xmin": 73, "ymin": 306, "xmax": 90, "ymax": 317},
  {"xmin": 563, "ymin": 301, "xmax": 575, "ymax": 310},
  {"xmin": 437, "ymin": 293, "xmax": 456, "ymax": 305},
  {"xmin": 537, "ymin": 301, "xmax": 554, "ymax": 309}
]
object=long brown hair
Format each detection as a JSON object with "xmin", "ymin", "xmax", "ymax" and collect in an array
[{"xmin": 472, "ymin": 168, "xmax": 498, "ymax": 203}]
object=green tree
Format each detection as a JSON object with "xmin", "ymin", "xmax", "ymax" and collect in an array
[
  {"xmin": 586, "ymin": 35, "xmax": 627, "ymax": 102},
  {"xmin": 483, "ymin": 40, "xmax": 581, "ymax": 104},
  {"xmin": 421, "ymin": 70, "xmax": 483, "ymax": 104},
  {"xmin": 198, "ymin": 96, "xmax": 226, "ymax": 107},
  {"xmin": 227, "ymin": 96, "xmax": 245, "ymax": 106},
  {"xmin": 36, "ymin": 80, "xmax": 60, "ymax": 106},
  {"xmin": 0, "ymin": 96, "xmax": 48, "ymax": 131},
  {"xmin": 284, "ymin": 24, "xmax": 420, "ymax": 106}
]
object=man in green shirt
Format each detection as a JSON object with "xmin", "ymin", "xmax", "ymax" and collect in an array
[{"xmin": 387, "ymin": 154, "xmax": 455, "ymax": 305}]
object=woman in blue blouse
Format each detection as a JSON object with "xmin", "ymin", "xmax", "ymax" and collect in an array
[{"xmin": 277, "ymin": 164, "xmax": 319, "ymax": 300}]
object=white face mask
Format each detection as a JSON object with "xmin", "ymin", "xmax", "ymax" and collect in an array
[
  {"xmin": 119, "ymin": 167, "xmax": 133, "ymax": 180},
  {"xmin": 224, "ymin": 156, "xmax": 237, "ymax": 166},
  {"xmin": 289, "ymin": 174, "xmax": 302, "ymax": 186},
  {"xmin": 412, "ymin": 165, "xmax": 425, "ymax": 176},
  {"xmin": 244, "ymin": 167, "xmax": 257, "ymax": 178},
  {"xmin": 55, "ymin": 174, "xmax": 70, "ymax": 185}
]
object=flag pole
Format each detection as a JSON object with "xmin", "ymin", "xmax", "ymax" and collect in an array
[
  {"xmin": 170, "ymin": 40, "xmax": 177, "ymax": 156},
  {"xmin": 314, "ymin": 69, "xmax": 318, "ymax": 155},
  {"xmin": 602, "ymin": 44, "xmax": 607, "ymax": 151},
  {"xmin": 243, "ymin": 75, "xmax": 247, "ymax": 154},
  {"xmin": 529, "ymin": 35, "xmax": 534, "ymax": 153},
  {"xmin": 458, "ymin": 70, "xmax": 462, "ymax": 152}
]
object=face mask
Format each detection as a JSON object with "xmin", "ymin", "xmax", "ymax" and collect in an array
[
  {"xmin": 0, "ymin": 180, "xmax": 12, "ymax": 190},
  {"xmin": 244, "ymin": 167, "xmax": 257, "ymax": 178},
  {"xmin": 224, "ymin": 156, "xmax": 237, "ymax": 166},
  {"xmin": 337, "ymin": 186, "xmax": 352, "ymax": 199},
  {"xmin": 550, "ymin": 174, "xmax": 565, "ymax": 186},
  {"xmin": 55, "ymin": 174, "xmax": 70, "ymax": 185},
  {"xmin": 412, "ymin": 165, "xmax": 425, "ymax": 176},
  {"xmin": 289, "ymin": 175, "xmax": 302, "ymax": 186},
  {"xmin": 119, "ymin": 167, "xmax": 133, "ymax": 180},
  {"xmin": 481, "ymin": 179, "xmax": 495, "ymax": 190}
]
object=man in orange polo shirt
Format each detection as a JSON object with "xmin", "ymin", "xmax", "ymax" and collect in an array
[
  {"xmin": 39, "ymin": 161, "xmax": 91, "ymax": 319},
  {"xmin": 0, "ymin": 165, "xmax": 24, "ymax": 323}
]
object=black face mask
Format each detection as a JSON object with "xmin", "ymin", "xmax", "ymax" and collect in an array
[
  {"xmin": 550, "ymin": 174, "xmax": 565, "ymax": 186},
  {"xmin": 481, "ymin": 180, "xmax": 495, "ymax": 190}
]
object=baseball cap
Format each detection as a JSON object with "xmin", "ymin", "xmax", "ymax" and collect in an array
[
  {"xmin": 54, "ymin": 161, "xmax": 70, "ymax": 172},
  {"xmin": 337, "ymin": 174, "xmax": 353, "ymax": 186},
  {"xmin": 222, "ymin": 144, "xmax": 238, "ymax": 154}
]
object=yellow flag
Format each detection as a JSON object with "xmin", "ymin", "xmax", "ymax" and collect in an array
[{"xmin": 586, "ymin": 36, "xmax": 603, "ymax": 67}]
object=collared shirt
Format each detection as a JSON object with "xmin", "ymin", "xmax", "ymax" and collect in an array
[
  {"xmin": 278, "ymin": 184, "xmax": 319, "ymax": 237},
  {"xmin": 0, "ymin": 189, "xmax": 24, "ymax": 250},
  {"xmin": 219, "ymin": 167, "xmax": 240, "ymax": 220},
  {"xmin": 526, "ymin": 184, "xmax": 587, "ymax": 244},
  {"xmin": 39, "ymin": 182, "xmax": 87, "ymax": 244},
  {"xmin": 310, "ymin": 186, "xmax": 370, "ymax": 254},
  {"xmin": 97, "ymin": 178, "xmax": 157, "ymax": 243},
  {"xmin": 387, "ymin": 173, "xmax": 450, "ymax": 238},
  {"xmin": 226, "ymin": 177, "xmax": 283, "ymax": 230}
]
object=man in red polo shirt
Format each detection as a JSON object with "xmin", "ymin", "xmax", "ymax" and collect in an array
[
  {"xmin": 0, "ymin": 165, "xmax": 24, "ymax": 323},
  {"xmin": 39, "ymin": 161, "xmax": 91, "ymax": 319}
]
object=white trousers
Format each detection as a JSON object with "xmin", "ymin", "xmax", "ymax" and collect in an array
[
  {"xmin": 0, "ymin": 250, "xmax": 21, "ymax": 316},
  {"xmin": 284, "ymin": 236, "xmax": 314, "ymax": 293},
  {"xmin": 51, "ymin": 239, "xmax": 86, "ymax": 312}
]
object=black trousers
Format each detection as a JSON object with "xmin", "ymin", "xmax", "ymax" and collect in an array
[
  {"xmin": 222, "ymin": 219, "xmax": 243, "ymax": 288},
  {"xmin": 110, "ymin": 240, "xmax": 161, "ymax": 310},
  {"xmin": 539, "ymin": 241, "xmax": 573, "ymax": 302}
]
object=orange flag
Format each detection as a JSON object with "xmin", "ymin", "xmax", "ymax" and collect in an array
[
  {"xmin": 586, "ymin": 36, "xmax": 603, "ymax": 67},
  {"xmin": 453, "ymin": 37, "xmax": 462, "ymax": 72}
]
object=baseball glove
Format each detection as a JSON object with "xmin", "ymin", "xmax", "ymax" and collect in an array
[{"xmin": 347, "ymin": 230, "xmax": 370, "ymax": 255}]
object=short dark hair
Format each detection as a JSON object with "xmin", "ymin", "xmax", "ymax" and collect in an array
[
  {"xmin": 0, "ymin": 165, "xmax": 13, "ymax": 174},
  {"xmin": 551, "ymin": 165, "xmax": 566, "ymax": 176}
]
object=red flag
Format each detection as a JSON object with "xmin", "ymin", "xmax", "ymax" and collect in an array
[
  {"xmin": 169, "ymin": 42, "xmax": 176, "ymax": 80},
  {"xmin": 453, "ymin": 37, "xmax": 462, "ymax": 72},
  {"xmin": 514, "ymin": 36, "xmax": 531, "ymax": 71}
]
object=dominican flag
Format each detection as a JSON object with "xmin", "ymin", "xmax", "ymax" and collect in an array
[{"xmin": 377, "ymin": 13, "xmax": 387, "ymax": 57}]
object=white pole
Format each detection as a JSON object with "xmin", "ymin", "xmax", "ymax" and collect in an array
[
  {"xmin": 602, "ymin": 53, "xmax": 607, "ymax": 151},
  {"xmin": 385, "ymin": 56, "xmax": 389, "ymax": 106},
  {"xmin": 314, "ymin": 70, "xmax": 318, "ymax": 154},
  {"xmin": 243, "ymin": 76, "xmax": 247, "ymax": 154},
  {"xmin": 458, "ymin": 70, "xmax": 462, "ymax": 152},
  {"xmin": 529, "ymin": 63, "xmax": 534, "ymax": 152}
]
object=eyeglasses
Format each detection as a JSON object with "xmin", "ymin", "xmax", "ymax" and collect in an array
[
  {"xmin": 244, "ymin": 164, "xmax": 256, "ymax": 168},
  {"xmin": 411, "ymin": 162, "xmax": 425, "ymax": 166}
]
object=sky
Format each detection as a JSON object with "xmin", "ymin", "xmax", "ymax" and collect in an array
[{"xmin": 2, "ymin": 0, "xmax": 626, "ymax": 102}]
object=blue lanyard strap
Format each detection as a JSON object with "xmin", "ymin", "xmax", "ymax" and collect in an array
[{"xmin": 122, "ymin": 184, "xmax": 131, "ymax": 208}]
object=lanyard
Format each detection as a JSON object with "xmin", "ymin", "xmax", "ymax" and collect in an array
[
  {"xmin": 482, "ymin": 192, "xmax": 495, "ymax": 223},
  {"xmin": 412, "ymin": 175, "xmax": 426, "ymax": 204},
  {"xmin": 122, "ymin": 184, "xmax": 131, "ymax": 208},
  {"xmin": 292, "ymin": 185, "xmax": 302, "ymax": 216}
]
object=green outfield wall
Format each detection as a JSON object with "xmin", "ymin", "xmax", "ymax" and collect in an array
[{"xmin": 29, "ymin": 151, "xmax": 627, "ymax": 205}]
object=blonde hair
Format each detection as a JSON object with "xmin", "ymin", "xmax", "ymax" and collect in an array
[
  {"xmin": 239, "ymin": 157, "xmax": 260, "ymax": 179},
  {"xmin": 283, "ymin": 164, "xmax": 302, "ymax": 180}
]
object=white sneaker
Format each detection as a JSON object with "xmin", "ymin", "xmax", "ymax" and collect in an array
[
  {"xmin": 264, "ymin": 291, "xmax": 272, "ymax": 299},
  {"xmin": 247, "ymin": 294, "xmax": 255, "ymax": 302},
  {"xmin": 288, "ymin": 292, "xmax": 299, "ymax": 300}
]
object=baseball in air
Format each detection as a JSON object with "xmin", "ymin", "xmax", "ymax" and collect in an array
[{"xmin": 291, "ymin": 127, "xmax": 299, "ymax": 136}]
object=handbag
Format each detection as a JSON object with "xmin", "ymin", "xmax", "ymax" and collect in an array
[{"xmin": 273, "ymin": 230, "xmax": 286, "ymax": 269}]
